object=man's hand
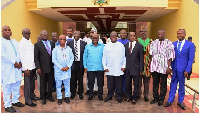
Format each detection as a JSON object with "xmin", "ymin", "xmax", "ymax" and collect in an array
[
  {"xmin": 37, "ymin": 69, "xmax": 41, "ymax": 75},
  {"xmin": 18, "ymin": 62, "xmax": 22, "ymax": 69},
  {"xmin": 84, "ymin": 68, "xmax": 87, "ymax": 73},
  {"xmin": 25, "ymin": 70, "xmax": 30, "ymax": 76},
  {"xmin": 121, "ymin": 68, "xmax": 125, "ymax": 72},
  {"xmin": 104, "ymin": 69, "xmax": 109, "ymax": 72},
  {"xmin": 64, "ymin": 66, "xmax": 69, "ymax": 71},
  {"xmin": 14, "ymin": 62, "xmax": 19, "ymax": 68},
  {"xmin": 166, "ymin": 68, "xmax": 171, "ymax": 75},
  {"xmin": 61, "ymin": 67, "xmax": 66, "ymax": 71},
  {"xmin": 184, "ymin": 71, "xmax": 189, "ymax": 78}
]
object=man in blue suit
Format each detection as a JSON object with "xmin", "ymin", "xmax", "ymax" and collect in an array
[{"xmin": 164, "ymin": 29, "xmax": 195, "ymax": 110}]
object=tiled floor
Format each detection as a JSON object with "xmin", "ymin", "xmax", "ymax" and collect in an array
[{"xmin": 1, "ymin": 73, "xmax": 197, "ymax": 113}]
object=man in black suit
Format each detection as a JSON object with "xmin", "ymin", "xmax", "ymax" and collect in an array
[
  {"xmin": 124, "ymin": 32, "xmax": 144, "ymax": 105},
  {"xmin": 67, "ymin": 31, "xmax": 87, "ymax": 100},
  {"xmin": 34, "ymin": 30, "xmax": 55, "ymax": 105}
]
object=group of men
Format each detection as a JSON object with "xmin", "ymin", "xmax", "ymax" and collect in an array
[{"xmin": 1, "ymin": 25, "xmax": 195, "ymax": 113}]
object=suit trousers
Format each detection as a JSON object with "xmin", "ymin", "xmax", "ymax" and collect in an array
[
  {"xmin": 24, "ymin": 69, "xmax": 36, "ymax": 104},
  {"xmin": 125, "ymin": 72, "xmax": 139, "ymax": 100},
  {"xmin": 107, "ymin": 75, "xmax": 123, "ymax": 99},
  {"xmin": 167, "ymin": 70, "xmax": 185, "ymax": 103},
  {"xmin": 152, "ymin": 72, "xmax": 168, "ymax": 101},
  {"xmin": 87, "ymin": 71, "xmax": 104, "ymax": 97},
  {"xmin": 70, "ymin": 61, "xmax": 83, "ymax": 95},
  {"xmin": 40, "ymin": 69, "xmax": 54, "ymax": 100},
  {"xmin": 138, "ymin": 75, "xmax": 151, "ymax": 98}
]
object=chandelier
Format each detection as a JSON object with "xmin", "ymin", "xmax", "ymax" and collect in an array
[{"xmin": 92, "ymin": 0, "xmax": 110, "ymax": 6}]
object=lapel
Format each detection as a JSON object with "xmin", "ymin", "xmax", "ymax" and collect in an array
[
  {"xmin": 71, "ymin": 40, "xmax": 75, "ymax": 53},
  {"xmin": 124, "ymin": 43, "xmax": 129, "ymax": 55},
  {"xmin": 39, "ymin": 41, "xmax": 49, "ymax": 55},
  {"xmin": 180, "ymin": 40, "xmax": 188, "ymax": 55},
  {"xmin": 131, "ymin": 42, "xmax": 137, "ymax": 55},
  {"xmin": 174, "ymin": 41, "xmax": 178, "ymax": 53}
]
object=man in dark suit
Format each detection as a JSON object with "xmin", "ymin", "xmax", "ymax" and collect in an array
[
  {"xmin": 67, "ymin": 31, "xmax": 87, "ymax": 100},
  {"xmin": 34, "ymin": 30, "xmax": 55, "ymax": 105},
  {"xmin": 124, "ymin": 32, "xmax": 144, "ymax": 105},
  {"xmin": 164, "ymin": 29, "xmax": 195, "ymax": 110}
]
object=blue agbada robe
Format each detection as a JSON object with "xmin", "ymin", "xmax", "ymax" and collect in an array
[{"xmin": 1, "ymin": 37, "xmax": 22, "ymax": 85}]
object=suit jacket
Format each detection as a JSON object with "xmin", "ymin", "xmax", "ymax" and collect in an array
[
  {"xmin": 34, "ymin": 40, "xmax": 55, "ymax": 73},
  {"xmin": 67, "ymin": 40, "xmax": 86, "ymax": 72},
  {"xmin": 125, "ymin": 42, "xmax": 144, "ymax": 75},
  {"xmin": 172, "ymin": 40, "xmax": 195, "ymax": 73}
]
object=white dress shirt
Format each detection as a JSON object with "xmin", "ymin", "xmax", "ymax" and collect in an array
[
  {"xmin": 66, "ymin": 36, "xmax": 74, "ymax": 40},
  {"xmin": 177, "ymin": 39, "xmax": 185, "ymax": 51},
  {"xmin": 18, "ymin": 37, "xmax": 36, "ymax": 71},
  {"xmin": 74, "ymin": 39, "xmax": 81, "ymax": 61},
  {"xmin": 129, "ymin": 41, "xmax": 136, "ymax": 54}
]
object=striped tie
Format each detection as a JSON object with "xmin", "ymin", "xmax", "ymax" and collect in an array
[
  {"xmin": 177, "ymin": 41, "xmax": 182, "ymax": 54},
  {"xmin": 74, "ymin": 41, "xmax": 78, "ymax": 61},
  {"xmin": 45, "ymin": 41, "xmax": 51, "ymax": 56}
]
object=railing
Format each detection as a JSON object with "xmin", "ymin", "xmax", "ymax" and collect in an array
[{"xmin": 167, "ymin": 77, "xmax": 199, "ymax": 112}]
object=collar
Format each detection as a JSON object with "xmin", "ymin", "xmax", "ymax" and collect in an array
[
  {"xmin": 58, "ymin": 45, "xmax": 67, "ymax": 49},
  {"xmin": 178, "ymin": 39, "xmax": 185, "ymax": 44},
  {"xmin": 22, "ymin": 37, "xmax": 31, "ymax": 42}
]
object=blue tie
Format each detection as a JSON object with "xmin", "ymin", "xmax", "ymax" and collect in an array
[{"xmin": 177, "ymin": 41, "xmax": 182, "ymax": 54}]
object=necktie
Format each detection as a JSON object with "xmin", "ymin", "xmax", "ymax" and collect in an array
[
  {"xmin": 177, "ymin": 41, "xmax": 182, "ymax": 54},
  {"xmin": 74, "ymin": 41, "xmax": 78, "ymax": 61},
  {"xmin": 129, "ymin": 42, "xmax": 132, "ymax": 54},
  {"xmin": 45, "ymin": 41, "xmax": 51, "ymax": 56}
]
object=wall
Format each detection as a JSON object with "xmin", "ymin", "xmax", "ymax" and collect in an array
[
  {"xmin": 148, "ymin": 0, "xmax": 199, "ymax": 74},
  {"xmin": 1, "ymin": 0, "xmax": 59, "ymax": 44}
]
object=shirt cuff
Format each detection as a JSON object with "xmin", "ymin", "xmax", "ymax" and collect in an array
[
  {"xmin": 104, "ymin": 66, "xmax": 108, "ymax": 70},
  {"xmin": 121, "ymin": 65, "xmax": 126, "ymax": 68}
]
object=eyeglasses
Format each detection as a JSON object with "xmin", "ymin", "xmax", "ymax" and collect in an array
[
  {"xmin": 59, "ymin": 39, "xmax": 66, "ymax": 41},
  {"xmin": 41, "ymin": 33, "xmax": 48, "ymax": 36},
  {"xmin": 3, "ymin": 29, "xmax": 11, "ymax": 31}
]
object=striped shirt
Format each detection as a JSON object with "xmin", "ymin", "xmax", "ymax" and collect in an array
[{"xmin": 150, "ymin": 39, "xmax": 175, "ymax": 74}]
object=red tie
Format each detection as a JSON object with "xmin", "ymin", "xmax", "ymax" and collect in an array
[{"xmin": 129, "ymin": 42, "xmax": 132, "ymax": 54}]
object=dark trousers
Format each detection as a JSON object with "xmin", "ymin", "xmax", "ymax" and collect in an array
[
  {"xmin": 87, "ymin": 71, "xmax": 104, "ymax": 97},
  {"xmin": 40, "ymin": 69, "xmax": 54, "ymax": 100},
  {"xmin": 70, "ymin": 61, "xmax": 83, "ymax": 95},
  {"xmin": 107, "ymin": 75, "xmax": 123, "ymax": 99},
  {"xmin": 24, "ymin": 69, "xmax": 36, "ymax": 104},
  {"xmin": 125, "ymin": 72, "xmax": 139, "ymax": 100},
  {"xmin": 152, "ymin": 72, "xmax": 168, "ymax": 101},
  {"xmin": 138, "ymin": 75, "xmax": 151, "ymax": 98}
]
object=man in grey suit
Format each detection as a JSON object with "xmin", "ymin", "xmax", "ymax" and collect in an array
[
  {"xmin": 67, "ymin": 31, "xmax": 87, "ymax": 100},
  {"xmin": 34, "ymin": 30, "xmax": 55, "ymax": 105},
  {"xmin": 124, "ymin": 32, "xmax": 144, "ymax": 105}
]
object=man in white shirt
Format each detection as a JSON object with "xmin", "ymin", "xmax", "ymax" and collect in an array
[
  {"xmin": 18, "ymin": 28, "xmax": 39, "ymax": 107},
  {"xmin": 102, "ymin": 31, "xmax": 126, "ymax": 103}
]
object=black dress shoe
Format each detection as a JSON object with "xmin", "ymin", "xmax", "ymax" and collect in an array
[
  {"xmin": 126, "ymin": 98, "xmax": 132, "ymax": 102},
  {"xmin": 79, "ymin": 95, "xmax": 83, "ymax": 100},
  {"xmin": 25, "ymin": 102, "xmax": 37, "ymax": 107},
  {"xmin": 93, "ymin": 91, "xmax": 98, "ymax": 95},
  {"xmin": 88, "ymin": 96, "xmax": 93, "ymax": 100},
  {"xmin": 47, "ymin": 97, "xmax": 55, "ymax": 102},
  {"xmin": 85, "ymin": 90, "xmax": 89, "ymax": 95},
  {"xmin": 32, "ymin": 97, "xmax": 40, "ymax": 100},
  {"xmin": 117, "ymin": 98, "xmax": 123, "ymax": 103},
  {"xmin": 164, "ymin": 102, "xmax": 172, "ymax": 107},
  {"xmin": 144, "ymin": 97, "xmax": 149, "ymax": 102},
  {"xmin": 104, "ymin": 97, "xmax": 112, "ymax": 102},
  {"xmin": 57, "ymin": 99, "xmax": 62, "ymax": 105},
  {"xmin": 98, "ymin": 96, "xmax": 103, "ymax": 101},
  {"xmin": 42, "ymin": 100, "xmax": 46, "ymax": 105},
  {"xmin": 5, "ymin": 106, "xmax": 16, "ymax": 113},
  {"xmin": 132, "ymin": 100, "xmax": 136, "ymax": 105},
  {"xmin": 12, "ymin": 102, "xmax": 25, "ymax": 107},
  {"xmin": 150, "ymin": 99, "xmax": 158, "ymax": 104},
  {"xmin": 65, "ymin": 97, "xmax": 70, "ymax": 104},
  {"xmin": 177, "ymin": 103, "xmax": 186, "ymax": 110},
  {"xmin": 70, "ymin": 95, "xmax": 75, "ymax": 99},
  {"xmin": 158, "ymin": 101, "xmax": 163, "ymax": 106}
]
